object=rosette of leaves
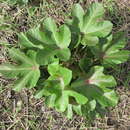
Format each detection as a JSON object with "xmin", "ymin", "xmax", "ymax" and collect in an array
[
  {"xmin": 18, "ymin": 17, "xmax": 71, "ymax": 65},
  {"xmin": 0, "ymin": 2, "xmax": 129, "ymax": 119},
  {"xmin": 67, "ymin": 2, "xmax": 113, "ymax": 48}
]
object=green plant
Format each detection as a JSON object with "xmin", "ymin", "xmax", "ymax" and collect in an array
[{"xmin": 0, "ymin": 3, "xmax": 129, "ymax": 119}]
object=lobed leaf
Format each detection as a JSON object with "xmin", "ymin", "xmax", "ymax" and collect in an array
[
  {"xmin": 67, "ymin": 3, "xmax": 112, "ymax": 47},
  {"xmin": 0, "ymin": 48, "xmax": 40, "ymax": 91},
  {"xmin": 87, "ymin": 66, "xmax": 117, "ymax": 88},
  {"xmin": 91, "ymin": 32, "xmax": 130, "ymax": 67},
  {"xmin": 71, "ymin": 65, "xmax": 118, "ymax": 108}
]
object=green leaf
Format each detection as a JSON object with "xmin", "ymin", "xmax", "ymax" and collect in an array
[
  {"xmin": 18, "ymin": 18, "xmax": 71, "ymax": 65},
  {"xmin": 55, "ymin": 90, "xmax": 88, "ymax": 112},
  {"xmin": 66, "ymin": 104, "xmax": 73, "ymax": 119},
  {"xmin": 84, "ymin": 21, "xmax": 112, "ymax": 37},
  {"xmin": 71, "ymin": 4, "xmax": 84, "ymax": 31},
  {"xmin": 71, "ymin": 65, "xmax": 118, "ymax": 109},
  {"xmin": 103, "ymin": 32, "xmax": 126, "ymax": 51},
  {"xmin": 36, "ymin": 48, "xmax": 56, "ymax": 65},
  {"xmin": 34, "ymin": 88, "xmax": 45, "ymax": 99},
  {"xmin": 18, "ymin": 27, "xmax": 44, "ymax": 49},
  {"xmin": 56, "ymin": 25, "xmax": 71, "ymax": 49},
  {"xmin": 72, "ymin": 79, "xmax": 118, "ymax": 108},
  {"xmin": 81, "ymin": 3, "xmax": 112, "ymax": 41},
  {"xmin": 45, "ymin": 94, "xmax": 57, "ymax": 108},
  {"xmin": 69, "ymin": 33, "xmax": 81, "ymax": 49},
  {"xmin": 0, "ymin": 64, "xmax": 22, "ymax": 78},
  {"xmin": 102, "ymin": 33, "xmax": 130, "ymax": 66},
  {"xmin": 35, "ymin": 62, "xmax": 87, "ymax": 113},
  {"xmin": 37, "ymin": 47, "xmax": 71, "ymax": 65},
  {"xmin": 65, "ymin": 90, "xmax": 88, "ymax": 105},
  {"xmin": 103, "ymin": 50, "xmax": 130, "ymax": 66},
  {"xmin": 68, "ymin": 3, "xmax": 112, "ymax": 47},
  {"xmin": 98, "ymin": 90, "xmax": 119, "ymax": 107},
  {"xmin": 87, "ymin": 66, "xmax": 117, "ymax": 88},
  {"xmin": 19, "ymin": 18, "xmax": 71, "ymax": 65},
  {"xmin": 73, "ymin": 105, "xmax": 82, "ymax": 116},
  {"xmin": 43, "ymin": 17, "xmax": 57, "ymax": 35},
  {"xmin": 39, "ymin": 80, "xmax": 62, "ymax": 97},
  {"xmin": 9, "ymin": 48, "xmax": 33, "ymax": 64},
  {"xmin": 55, "ymin": 91, "xmax": 69, "ymax": 112},
  {"xmin": 47, "ymin": 60, "xmax": 59, "ymax": 75},
  {"xmin": 91, "ymin": 32, "xmax": 130, "ymax": 67},
  {"xmin": 43, "ymin": 18, "xmax": 71, "ymax": 49},
  {"xmin": 79, "ymin": 57, "xmax": 93, "ymax": 72},
  {"xmin": 87, "ymin": 100, "xmax": 96, "ymax": 111},
  {"xmin": 48, "ymin": 63, "xmax": 72, "ymax": 86},
  {"xmin": 21, "ymin": 0, "xmax": 28, "ymax": 4},
  {"xmin": 56, "ymin": 48, "xmax": 71, "ymax": 61},
  {"xmin": 81, "ymin": 35, "xmax": 99, "ymax": 46},
  {"xmin": 81, "ymin": 2, "xmax": 105, "ymax": 33},
  {"xmin": 13, "ymin": 71, "xmax": 34, "ymax": 91},
  {"xmin": 0, "ymin": 48, "xmax": 40, "ymax": 91}
]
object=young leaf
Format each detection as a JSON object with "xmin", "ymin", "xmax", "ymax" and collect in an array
[
  {"xmin": 35, "ymin": 62, "xmax": 88, "ymax": 113},
  {"xmin": 0, "ymin": 48, "xmax": 40, "ymax": 91},
  {"xmin": 48, "ymin": 62, "xmax": 72, "ymax": 87}
]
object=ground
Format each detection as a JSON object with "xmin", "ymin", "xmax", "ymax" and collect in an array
[{"xmin": 0, "ymin": 0, "xmax": 130, "ymax": 130}]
